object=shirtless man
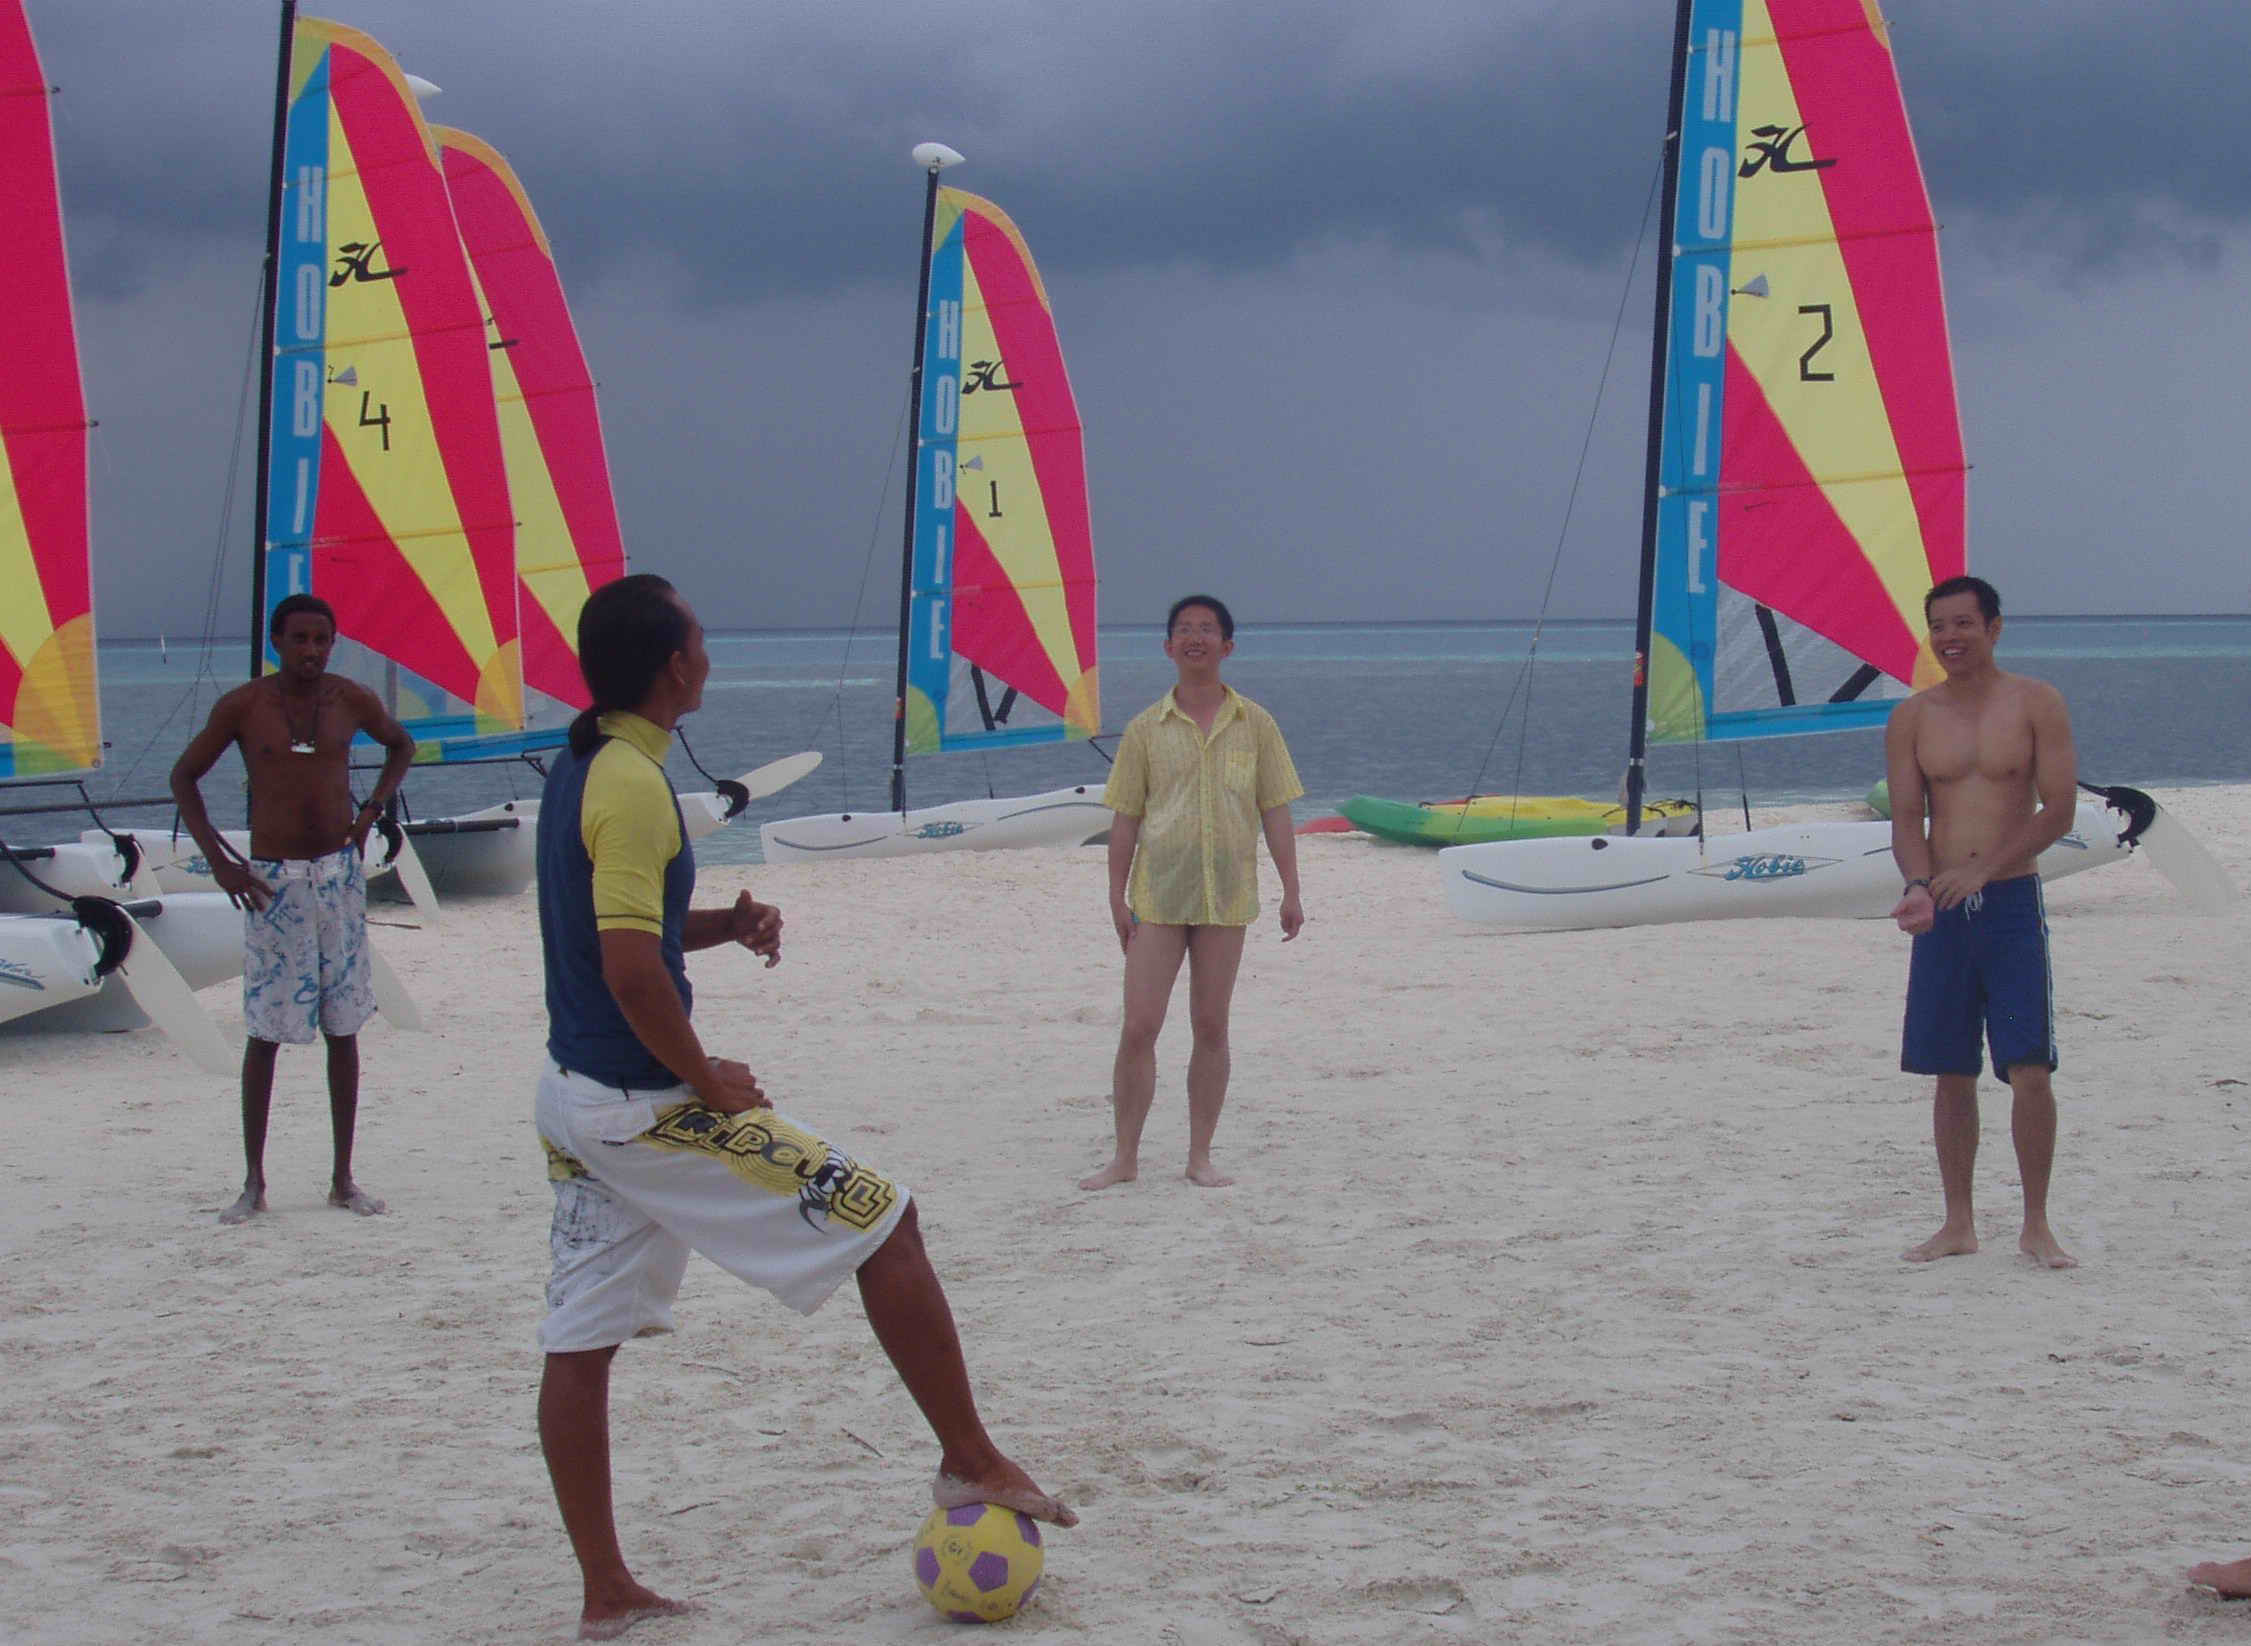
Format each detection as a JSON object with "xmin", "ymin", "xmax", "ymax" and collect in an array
[
  {"xmin": 1885, "ymin": 574, "xmax": 2076, "ymax": 1269},
  {"xmin": 170, "ymin": 593, "xmax": 416, "ymax": 1225}
]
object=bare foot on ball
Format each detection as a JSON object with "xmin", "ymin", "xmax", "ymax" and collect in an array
[{"xmin": 936, "ymin": 1461, "xmax": 1079, "ymax": 1528}]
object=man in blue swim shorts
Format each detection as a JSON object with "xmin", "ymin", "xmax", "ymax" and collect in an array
[
  {"xmin": 1885, "ymin": 575, "xmax": 2079, "ymax": 1269},
  {"xmin": 170, "ymin": 593, "xmax": 417, "ymax": 1226}
]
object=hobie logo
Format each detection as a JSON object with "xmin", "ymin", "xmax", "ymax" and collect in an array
[
  {"xmin": 914, "ymin": 821, "xmax": 968, "ymax": 839},
  {"xmin": 1688, "ymin": 852, "xmax": 1840, "ymax": 883},
  {"xmin": 1726, "ymin": 854, "xmax": 1804, "ymax": 881},
  {"xmin": 0, "ymin": 958, "xmax": 44, "ymax": 992},
  {"xmin": 963, "ymin": 359, "xmax": 1021, "ymax": 394},
  {"xmin": 1738, "ymin": 124, "xmax": 1836, "ymax": 179}
]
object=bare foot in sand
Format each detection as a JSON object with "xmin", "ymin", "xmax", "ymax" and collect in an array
[
  {"xmin": 329, "ymin": 1182, "xmax": 387, "ymax": 1217},
  {"xmin": 1077, "ymin": 1160, "xmax": 1136, "ymax": 1191},
  {"xmin": 1185, "ymin": 1160, "xmax": 1235, "ymax": 1188},
  {"xmin": 2019, "ymin": 1225, "xmax": 2077, "ymax": 1269},
  {"xmin": 2188, "ymin": 1557, "xmax": 2251, "ymax": 1598},
  {"xmin": 1902, "ymin": 1223, "xmax": 1977, "ymax": 1262},
  {"xmin": 579, "ymin": 1584, "xmax": 694, "ymax": 1641},
  {"xmin": 935, "ymin": 1463, "xmax": 1079, "ymax": 1528},
  {"xmin": 219, "ymin": 1184, "xmax": 267, "ymax": 1225}
]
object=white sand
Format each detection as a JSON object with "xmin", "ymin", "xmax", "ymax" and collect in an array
[{"xmin": 3, "ymin": 786, "xmax": 2248, "ymax": 1644}]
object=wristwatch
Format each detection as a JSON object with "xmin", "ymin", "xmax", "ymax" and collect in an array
[{"xmin": 1902, "ymin": 876, "xmax": 1931, "ymax": 895}]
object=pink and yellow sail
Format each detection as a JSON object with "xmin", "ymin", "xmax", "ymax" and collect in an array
[
  {"xmin": 1644, "ymin": 0, "xmax": 1966, "ymax": 743},
  {"xmin": 0, "ymin": 0, "xmax": 96, "ymax": 778},
  {"xmin": 904, "ymin": 188, "xmax": 1098, "ymax": 756},
  {"xmin": 263, "ymin": 17, "xmax": 519, "ymax": 738},
  {"xmin": 436, "ymin": 126, "xmax": 625, "ymax": 723}
]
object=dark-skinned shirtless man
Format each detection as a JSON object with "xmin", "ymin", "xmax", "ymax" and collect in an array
[
  {"xmin": 170, "ymin": 593, "xmax": 415, "ymax": 1226},
  {"xmin": 1885, "ymin": 574, "xmax": 2077, "ymax": 1270}
]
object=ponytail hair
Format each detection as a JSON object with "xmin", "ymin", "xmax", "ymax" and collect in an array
[{"xmin": 569, "ymin": 573, "xmax": 686, "ymax": 758}]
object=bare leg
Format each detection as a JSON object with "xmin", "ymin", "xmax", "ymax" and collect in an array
[
  {"xmin": 856, "ymin": 1202, "xmax": 1076, "ymax": 1525},
  {"xmin": 540, "ymin": 1347, "xmax": 692, "ymax": 1640},
  {"xmin": 1903, "ymin": 1073, "xmax": 1980, "ymax": 1261},
  {"xmin": 1182, "ymin": 925, "xmax": 1247, "ymax": 1187},
  {"xmin": 2189, "ymin": 1556, "xmax": 2251, "ymax": 1597},
  {"xmin": 2008, "ymin": 1063, "xmax": 2074, "ymax": 1268},
  {"xmin": 323, "ymin": 1032, "xmax": 384, "ymax": 1215},
  {"xmin": 221, "ymin": 1038, "xmax": 280, "ymax": 1224},
  {"xmin": 1079, "ymin": 922, "xmax": 1189, "ymax": 1190}
]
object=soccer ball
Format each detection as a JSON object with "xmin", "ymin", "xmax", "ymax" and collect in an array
[{"xmin": 912, "ymin": 1502, "xmax": 1045, "ymax": 1623}]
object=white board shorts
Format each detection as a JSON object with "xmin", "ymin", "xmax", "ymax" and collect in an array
[
  {"xmin": 534, "ymin": 1063, "xmax": 911, "ymax": 1354},
  {"xmin": 242, "ymin": 849, "xmax": 376, "ymax": 1045}
]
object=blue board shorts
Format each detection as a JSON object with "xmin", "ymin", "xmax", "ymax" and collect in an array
[
  {"xmin": 1901, "ymin": 874, "xmax": 2056, "ymax": 1078},
  {"xmin": 242, "ymin": 848, "xmax": 376, "ymax": 1044}
]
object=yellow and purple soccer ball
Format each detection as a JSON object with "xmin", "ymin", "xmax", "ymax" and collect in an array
[{"xmin": 912, "ymin": 1502, "xmax": 1045, "ymax": 1623}]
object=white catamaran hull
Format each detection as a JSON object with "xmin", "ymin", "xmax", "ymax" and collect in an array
[
  {"xmin": 760, "ymin": 786, "xmax": 1111, "ymax": 862},
  {"xmin": 394, "ymin": 782, "xmax": 762, "ymax": 896},
  {"xmin": 1441, "ymin": 799, "xmax": 2133, "ymax": 932},
  {"xmin": 0, "ymin": 910, "xmax": 110, "ymax": 1025},
  {"xmin": 0, "ymin": 838, "xmax": 154, "ymax": 908},
  {"xmin": 0, "ymin": 892, "xmax": 241, "ymax": 1032}
]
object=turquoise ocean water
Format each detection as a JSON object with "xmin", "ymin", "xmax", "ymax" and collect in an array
[{"xmin": 19, "ymin": 616, "xmax": 2250, "ymax": 868}]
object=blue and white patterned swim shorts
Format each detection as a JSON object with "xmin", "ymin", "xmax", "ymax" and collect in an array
[{"xmin": 243, "ymin": 848, "xmax": 376, "ymax": 1044}]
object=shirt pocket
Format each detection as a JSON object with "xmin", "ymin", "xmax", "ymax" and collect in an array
[{"xmin": 1224, "ymin": 748, "xmax": 1257, "ymax": 793}]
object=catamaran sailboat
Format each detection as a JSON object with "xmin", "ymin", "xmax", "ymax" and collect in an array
[
  {"xmin": 760, "ymin": 144, "xmax": 1110, "ymax": 860},
  {"xmin": 1439, "ymin": 0, "xmax": 2196, "ymax": 930}
]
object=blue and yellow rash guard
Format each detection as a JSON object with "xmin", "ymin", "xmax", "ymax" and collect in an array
[{"xmin": 537, "ymin": 711, "xmax": 695, "ymax": 1088}]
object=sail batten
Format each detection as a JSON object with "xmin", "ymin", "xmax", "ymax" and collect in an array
[
  {"xmin": 1645, "ymin": 0, "xmax": 1965, "ymax": 746},
  {"xmin": 0, "ymin": 0, "xmax": 96, "ymax": 781}
]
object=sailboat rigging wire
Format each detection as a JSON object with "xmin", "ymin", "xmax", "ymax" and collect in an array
[
  {"xmin": 825, "ymin": 384, "xmax": 913, "ymax": 808},
  {"xmin": 1452, "ymin": 149, "xmax": 1667, "ymax": 841},
  {"xmin": 0, "ymin": 829, "xmax": 84, "ymax": 906},
  {"xmin": 106, "ymin": 281, "xmax": 267, "ymax": 801}
]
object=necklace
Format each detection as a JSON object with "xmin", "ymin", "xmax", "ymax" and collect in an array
[{"xmin": 280, "ymin": 682, "xmax": 324, "ymax": 755}]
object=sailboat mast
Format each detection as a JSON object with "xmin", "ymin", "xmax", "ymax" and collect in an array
[
  {"xmin": 1624, "ymin": 0, "xmax": 1696, "ymax": 835},
  {"xmin": 247, "ymin": 0, "xmax": 298, "ymax": 684},
  {"xmin": 889, "ymin": 154, "xmax": 948, "ymax": 815}
]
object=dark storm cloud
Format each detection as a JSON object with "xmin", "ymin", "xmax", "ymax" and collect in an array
[
  {"xmin": 40, "ymin": 0, "xmax": 2251, "ymax": 312},
  {"xmin": 26, "ymin": 0, "xmax": 2251, "ymax": 633}
]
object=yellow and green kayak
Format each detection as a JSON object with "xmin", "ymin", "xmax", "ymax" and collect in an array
[{"xmin": 1336, "ymin": 793, "xmax": 1696, "ymax": 847}]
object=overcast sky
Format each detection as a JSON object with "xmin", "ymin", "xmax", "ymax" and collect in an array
[{"xmin": 31, "ymin": 0, "xmax": 2251, "ymax": 636}]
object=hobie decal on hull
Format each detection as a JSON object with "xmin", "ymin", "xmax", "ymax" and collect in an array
[{"xmin": 1689, "ymin": 852, "xmax": 1843, "ymax": 882}]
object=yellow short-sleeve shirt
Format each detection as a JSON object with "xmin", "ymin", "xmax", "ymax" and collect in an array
[
  {"xmin": 580, "ymin": 711, "xmax": 682, "ymax": 935},
  {"xmin": 1103, "ymin": 687, "xmax": 1302, "ymax": 926}
]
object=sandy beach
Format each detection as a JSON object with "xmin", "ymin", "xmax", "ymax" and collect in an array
[{"xmin": 3, "ymin": 785, "xmax": 2247, "ymax": 1644}]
